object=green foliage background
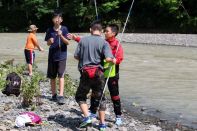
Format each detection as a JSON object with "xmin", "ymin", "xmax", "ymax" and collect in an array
[{"xmin": 0, "ymin": 0, "xmax": 196, "ymax": 33}]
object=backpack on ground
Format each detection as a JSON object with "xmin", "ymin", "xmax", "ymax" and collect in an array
[
  {"xmin": 15, "ymin": 112, "xmax": 42, "ymax": 127},
  {"xmin": 2, "ymin": 72, "xmax": 21, "ymax": 97}
]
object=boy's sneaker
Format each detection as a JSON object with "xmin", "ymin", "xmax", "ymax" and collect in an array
[
  {"xmin": 115, "ymin": 116, "xmax": 122, "ymax": 126},
  {"xmin": 58, "ymin": 96, "xmax": 65, "ymax": 105},
  {"xmin": 79, "ymin": 117, "xmax": 92, "ymax": 128},
  {"xmin": 89, "ymin": 112, "xmax": 97, "ymax": 119},
  {"xmin": 51, "ymin": 94, "xmax": 57, "ymax": 101},
  {"xmin": 99, "ymin": 123, "xmax": 106, "ymax": 131}
]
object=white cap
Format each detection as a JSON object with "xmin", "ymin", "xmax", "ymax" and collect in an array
[{"xmin": 15, "ymin": 114, "xmax": 32, "ymax": 127}]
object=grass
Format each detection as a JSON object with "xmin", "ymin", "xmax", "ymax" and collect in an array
[{"xmin": 0, "ymin": 60, "xmax": 78, "ymax": 107}]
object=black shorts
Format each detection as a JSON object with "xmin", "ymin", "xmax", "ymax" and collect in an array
[
  {"xmin": 75, "ymin": 69, "xmax": 106, "ymax": 111},
  {"xmin": 24, "ymin": 49, "xmax": 35, "ymax": 65},
  {"xmin": 47, "ymin": 59, "xmax": 66, "ymax": 79}
]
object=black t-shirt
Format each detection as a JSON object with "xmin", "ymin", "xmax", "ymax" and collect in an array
[{"xmin": 45, "ymin": 26, "xmax": 69, "ymax": 61}]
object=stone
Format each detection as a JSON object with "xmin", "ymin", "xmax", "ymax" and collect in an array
[
  {"xmin": 105, "ymin": 111, "xmax": 110, "ymax": 115},
  {"xmin": 108, "ymin": 123, "xmax": 113, "ymax": 128},
  {"xmin": 156, "ymin": 109, "xmax": 162, "ymax": 113},
  {"xmin": 141, "ymin": 107, "xmax": 147, "ymax": 112},
  {"xmin": 118, "ymin": 127, "xmax": 127, "ymax": 131},
  {"xmin": 86, "ymin": 126, "xmax": 97, "ymax": 131},
  {"xmin": 148, "ymin": 125, "xmax": 162, "ymax": 131},
  {"xmin": 0, "ymin": 126, "xmax": 6, "ymax": 131},
  {"xmin": 48, "ymin": 111, "xmax": 56, "ymax": 117},
  {"xmin": 68, "ymin": 101, "xmax": 75, "ymax": 106},
  {"xmin": 4, "ymin": 120, "xmax": 12, "ymax": 125},
  {"xmin": 129, "ymin": 122, "xmax": 135, "ymax": 127},
  {"xmin": 4, "ymin": 105, "xmax": 11, "ymax": 111},
  {"xmin": 10, "ymin": 129, "xmax": 19, "ymax": 131},
  {"xmin": 64, "ymin": 111, "xmax": 71, "ymax": 116},
  {"xmin": 58, "ymin": 128, "xmax": 69, "ymax": 131},
  {"xmin": 41, "ymin": 105, "xmax": 51, "ymax": 112}
]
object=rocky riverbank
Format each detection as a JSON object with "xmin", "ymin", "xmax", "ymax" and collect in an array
[
  {"xmin": 0, "ymin": 61, "xmax": 162, "ymax": 131},
  {"xmin": 0, "ymin": 61, "xmax": 196, "ymax": 131},
  {"xmin": 0, "ymin": 77, "xmax": 164, "ymax": 131},
  {"xmin": 76, "ymin": 33, "xmax": 197, "ymax": 47}
]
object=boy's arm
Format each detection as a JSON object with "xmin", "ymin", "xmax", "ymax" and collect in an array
[
  {"xmin": 60, "ymin": 34, "xmax": 69, "ymax": 45},
  {"xmin": 45, "ymin": 28, "xmax": 53, "ymax": 46},
  {"xmin": 74, "ymin": 41, "xmax": 81, "ymax": 60},
  {"xmin": 58, "ymin": 30, "xmax": 70, "ymax": 45},
  {"xmin": 103, "ymin": 42, "xmax": 116, "ymax": 64},
  {"xmin": 74, "ymin": 56, "xmax": 79, "ymax": 60},
  {"xmin": 47, "ymin": 38, "xmax": 54, "ymax": 46},
  {"xmin": 115, "ymin": 43, "xmax": 123, "ymax": 64},
  {"xmin": 67, "ymin": 33, "xmax": 81, "ymax": 43},
  {"xmin": 75, "ymin": 36, "xmax": 81, "ymax": 43},
  {"xmin": 32, "ymin": 36, "xmax": 44, "ymax": 51},
  {"xmin": 73, "ymin": 35, "xmax": 81, "ymax": 43},
  {"xmin": 105, "ymin": 57, "xmax": 116, "ymax": 63},
  {"xmin": 36, "ymin": 44, "xmax": 44, "ymax": 51}
]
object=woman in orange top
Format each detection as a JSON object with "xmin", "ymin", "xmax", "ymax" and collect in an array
[{"xmin": 24, "ymin": 25, "xmax": 43, "ymax": 76}]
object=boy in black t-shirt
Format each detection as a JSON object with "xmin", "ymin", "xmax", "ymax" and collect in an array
[{"xmin": 45, "ymin": 11, "xmax": 70, "ymax": 105}]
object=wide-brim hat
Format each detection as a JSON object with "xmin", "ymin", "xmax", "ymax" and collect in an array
[{"xmin": 28, "ymin": 25, "xmax": 38, "ymax": 32}]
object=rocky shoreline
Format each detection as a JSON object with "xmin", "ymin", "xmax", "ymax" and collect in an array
[
  {"xmin": 1, "ymin": 78, "xmax": 197, "ymax": 131},
  {"xmin": 0, "ymin": 77, "xmax": 164, "ymax": 131},
  {"xmin": 75, "ymin": 33, "xmax": 197, "ymax": 47}
]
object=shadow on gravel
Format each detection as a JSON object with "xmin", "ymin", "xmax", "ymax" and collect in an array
[
  {"xmin": 70, "ymin": 108, "xmax": 82, "ymax": 116},
  {"xmin": 40, "ymin": 95, "xmax": 52, "ymax": 100},
  {"xmin": 48, "ymin": 114, "xmax": 81, "ymax": 130}
]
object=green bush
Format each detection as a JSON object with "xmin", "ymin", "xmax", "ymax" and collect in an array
[
  {"xmin": 21, "ymin": 72, "xmax": 43, "ymax": 106},
  {"xmin": 0, "ymin": 60, "xmax": 77, "ymax": 107},
  {"xmin": 0, "ymin": 60, "xmax": 45, "ymax": 107},
  {"xmin": 0, "ymin": 68, "xmax": 7, "ymax": 90},
  {"xmin": 64, "ymin": 74, "xmax": 78, "ymax": 97}
]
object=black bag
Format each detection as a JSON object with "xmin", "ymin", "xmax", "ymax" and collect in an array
[{"xmin": 2, "ymin": 72, "xmax": 21, "ymax": 97}]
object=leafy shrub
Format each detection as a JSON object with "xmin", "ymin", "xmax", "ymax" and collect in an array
[
  {"xmin": 64, "ymin": 74, "xmax": 78, "ymax": 97},
  {"xmin": 0, "ymin": 60, "xmax": 45, "ymax": 107},
  {"xmin": 21, "ymin": 72, "xmax": 42, "ymax": 106}
]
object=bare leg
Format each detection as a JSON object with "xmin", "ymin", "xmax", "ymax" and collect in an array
[
  {"xmin": 59, "ymin": 77, "xmax": 64, "ymax": 96},
  {"xmin": 51, "ymin": 79, "xmax": 56, "ymax": 95},
  {"xmin": 99, "ymin": 111, "xmax": 105, "ymax": 124},
  {"xmin": 80, "ymin": 103, "xmax": 89, "ymax": 117},
  {"xmin": 28, "ymin": 64, "xmax": 33, "ymax": 76}
]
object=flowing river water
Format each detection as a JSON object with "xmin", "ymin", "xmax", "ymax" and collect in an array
[{"xmin": 0, "ymin": 33, "xmax": 197, "ymax": 129}]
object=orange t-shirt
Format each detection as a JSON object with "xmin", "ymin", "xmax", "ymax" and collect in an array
[{"xmin": 25, "ymin": 33, "xmax": 38, "ymax": 50}]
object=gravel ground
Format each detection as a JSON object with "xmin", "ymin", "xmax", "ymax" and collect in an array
[{"xmin": 0, "ymin": 79, "xmax": 164, "ymax": 131}]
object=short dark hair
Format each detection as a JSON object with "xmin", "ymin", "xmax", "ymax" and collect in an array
[
  {"xmin": 107, "ymin": 24, "xmax": 119, "ymax": 36},
  {"xmin": 90, "ymin": 20, "xmax": 102, "ymax": 31},
  {"xmin": 52, "ymin": 9, "xmax": 63, "ymax": 18}
]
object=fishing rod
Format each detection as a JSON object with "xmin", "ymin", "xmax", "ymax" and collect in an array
[
  {"xmin": 99, "ymin": 0, "xmax": 135, "ymax": 108},
  {"xmin": 180, "ymin": 0, "xmax": 190, "ymax": 18},
  {"xmin": 94, "ymin": 0, "xmax": 99, "ymax": 20},
  {"xmin": 56, "ymin": 0, "xmax": 61, "ymax": 49},
  {"xmin": 57, "ymin": 0, "xmax": 59, "ymax": 8}
]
